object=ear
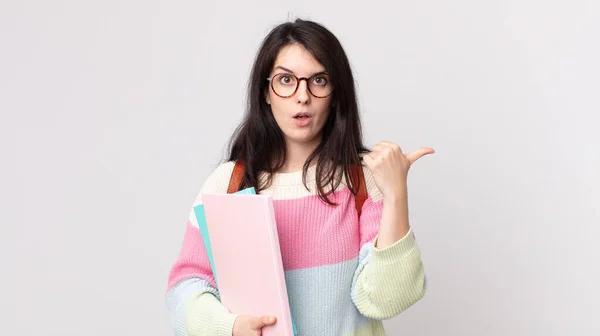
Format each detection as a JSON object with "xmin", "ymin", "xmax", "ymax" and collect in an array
[{"xmin": 265, "ymin": 88, "xmax": 271, "ymax": 105}]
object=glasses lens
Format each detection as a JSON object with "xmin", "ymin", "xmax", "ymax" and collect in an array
[
  {"xmin": 272, "ymin": 74, "xmax": 298, "ymax": 97},
  {"xmin": 308, "ymin": 74, "xmax": 332, "ymax": 97}
]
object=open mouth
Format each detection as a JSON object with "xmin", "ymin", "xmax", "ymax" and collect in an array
[{"xmin": 293, "ymin": 113, "xmax": 312, "ymax": 126}]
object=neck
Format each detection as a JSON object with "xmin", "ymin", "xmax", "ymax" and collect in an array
[{"xmin": 279, "ymin": 138, "xmax": 320, "ymax": 173}]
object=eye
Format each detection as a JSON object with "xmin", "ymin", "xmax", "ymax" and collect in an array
[
  {"xmin": 279, "ymin": 75, "xmax": 295, "ymax": 85},
  {"xmin": 312, "ymin": 76, "xmax": 328, "ymax": 86}
]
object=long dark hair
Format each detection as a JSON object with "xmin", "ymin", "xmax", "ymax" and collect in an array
[{"xmin": 225, "ymin": 19, "xmax": 369, "ymax": 205}]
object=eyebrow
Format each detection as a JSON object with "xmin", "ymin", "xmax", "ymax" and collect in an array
[{"xmin": 273, "ymin": 65, "xmax": 327, "ymax": 76}]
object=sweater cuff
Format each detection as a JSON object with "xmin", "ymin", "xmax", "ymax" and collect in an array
[
  {"xmin": 372, "ymin": 228, "xmax": 417, "ymax": 262},
  {"xmin": 185, "ymin": 292, "xmax": 238, "ymax": 336},
  {"xmin": 214, "ymin": 312, "xmax": 238, "ymax": 336}
]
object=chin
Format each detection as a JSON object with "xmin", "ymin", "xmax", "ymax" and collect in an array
[{"xmin": 284, "ymin": 132, "xmax": 320, "ymax": 145}]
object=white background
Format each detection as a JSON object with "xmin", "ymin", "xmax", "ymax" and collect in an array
[{"xmin": 2, "ymin": 0, "xmax": 599, "ymax": 335}]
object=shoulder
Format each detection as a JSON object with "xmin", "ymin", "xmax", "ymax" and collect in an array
[
  {"xmin": 192, "ymin": 160, "xmax": 236, "ymax": 206},
  {"xmin": 202, "ymin": 160, "xmax": 237, "ymax": 191},
  {"xmin": 359, "ymin": 161, "xmax": 384, "ymax": 203},
  {"xmin": 337, "ymin": 156, "xmax": 383, "ymax": 203}
]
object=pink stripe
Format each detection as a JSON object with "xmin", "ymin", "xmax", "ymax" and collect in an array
[
  {"xmin": 166, "ymin": 220, "xmax": 216, "ymax": 292},
  {"xmin": 357, "ymin": 195, "xmax": 383, "ymax": 247},
  {"xmin": 273, "ymin": 188, "xmax": 383, "ymax": 270}
]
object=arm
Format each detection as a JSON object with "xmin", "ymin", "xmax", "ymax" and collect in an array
[
  {"xmin": 376, "ymin": 185, "xmax": 410, "ymax": 248},
  {"xmin": 165, "ymin": 161, "xmax": 238, "ymax": 335},
  {"xmin": 350, "ymin": 164, "xmax": 427, "ymax": 320},
  {"xmin": 184, "ymin": 292, "xmax": 239, "ymax": 335}
]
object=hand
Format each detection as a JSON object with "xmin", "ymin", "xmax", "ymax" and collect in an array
[
  {"xmin": 363, "ymin": 141, "xmax": 434, "ymax": 199},
  {"xmin": 232, "ymin": 315, "xmax": 277, "ymax": 336}
]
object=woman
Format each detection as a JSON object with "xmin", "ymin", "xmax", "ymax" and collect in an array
[{"xmin": 166, "ymin": 18, "xmax": 434, "ymax": 336}]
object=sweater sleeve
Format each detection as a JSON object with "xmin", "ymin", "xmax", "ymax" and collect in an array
[
  {"xmin": 165, "ymin": 161, "xmax": 238, "ymax": 335},
  {"xmin": 350, "ymin": 164, "xmax": 427, "ymax": 320}
]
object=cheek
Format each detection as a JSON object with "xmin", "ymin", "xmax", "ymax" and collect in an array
[
  {"xmin": 316, "ymin": 101, "xmax": 333, "ymax": 117},
  {"xmin": 271, "ymin": 98, "xmax": 292, "ymax": 115}
]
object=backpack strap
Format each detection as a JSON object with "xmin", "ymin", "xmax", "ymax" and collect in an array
[
  {"xmin": 227, "ymin": 160, "xmax": 367, "ymax": 217},
  {"xmin": 350, "ymin": 163, "xmax": 367, "ymax": 218},
  {"xmin": 227, "ymin": 159, "xmax": 246, "ymax": 194}
]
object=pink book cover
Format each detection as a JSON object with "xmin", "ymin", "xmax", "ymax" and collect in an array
[{"xmin": 201, "ymin": 193, "xmax": 295, "ymax": 336}]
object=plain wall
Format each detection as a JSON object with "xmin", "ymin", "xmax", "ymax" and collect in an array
[{"xmin": 1, "ymin": 0, "xmax": 599, "ymax": 335}]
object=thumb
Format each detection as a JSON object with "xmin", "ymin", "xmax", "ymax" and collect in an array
[
  {"xmin": 405, "ymin": 147, "xmax": 435, "ymax": 165},
  {"xmin": 253, "ymin": 315, "xmax": 277, "ymax": 328}
]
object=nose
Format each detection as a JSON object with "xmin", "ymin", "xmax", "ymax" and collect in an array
[{"xmin": 296, "ymin": 79, "xmax": 310, "ymax": 104}]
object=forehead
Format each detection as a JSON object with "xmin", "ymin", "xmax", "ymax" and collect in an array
[{"xmin": 272, "ymin": 44, "xmax": 325, "ymax": 75}]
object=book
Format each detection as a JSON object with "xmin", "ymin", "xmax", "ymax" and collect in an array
[{"xmin": 194, "ymin": 188, "xmax": 297, "ymax": 335}]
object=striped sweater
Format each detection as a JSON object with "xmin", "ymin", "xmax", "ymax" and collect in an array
[{"xmin": 165, "ymin": 161, "xmax": 427, "ymax": 336}]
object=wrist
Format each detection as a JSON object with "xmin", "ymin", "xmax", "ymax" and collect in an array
[{"xmin": 383, "ymin": 186, "xmax": 408, "ymax": 203}]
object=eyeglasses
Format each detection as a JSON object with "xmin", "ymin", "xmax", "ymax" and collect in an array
[{"xmin": 266, "ymin": 73, "xmax": 333, "ymax": 98}]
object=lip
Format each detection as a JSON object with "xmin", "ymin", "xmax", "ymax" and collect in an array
[
  {"xmin": 292, "ymin": 112, "xmax": 312, "ymax": 127},
  {"xmin": 293, "ymin": 111, "xmax": 312, "ymax": 118}
]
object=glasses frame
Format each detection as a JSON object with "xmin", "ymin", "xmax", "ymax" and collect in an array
[{"xmin": 266, "ymin": 72, "xmax": 333, "ymax": 98}]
